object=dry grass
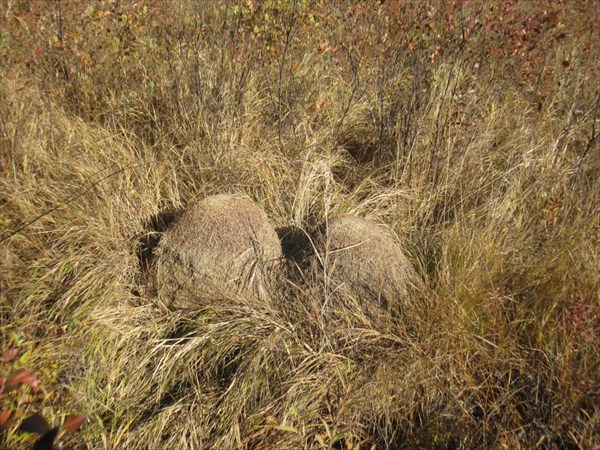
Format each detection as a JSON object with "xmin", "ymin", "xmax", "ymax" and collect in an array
[{"xmin": 0, "ymin": 1, "xmax": 598, "ymax": 449}]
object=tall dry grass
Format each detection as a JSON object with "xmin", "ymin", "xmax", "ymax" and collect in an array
[{"xmin": 1, "ymin": 1, "xmax": 598, "ymax": 448}]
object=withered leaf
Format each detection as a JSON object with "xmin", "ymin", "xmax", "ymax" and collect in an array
[
  {"xmin": 1, "ymin": 347, "xmax": 21, "ymax": 363},
  {"xmin": 5, "ymin": 368, "xmax": 40, "ymax": 393},
  {"xmin": 0, "ymin": 409, "xmax": 15, "ymax": 430},
  {"xmin": 63, "ymin": 414, "xmax": 85, "ymax": 434}
]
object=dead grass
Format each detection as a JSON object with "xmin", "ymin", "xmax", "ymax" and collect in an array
[{"xmin": 0, "ymin": 1, "xmax": 598, "ymax": 449}]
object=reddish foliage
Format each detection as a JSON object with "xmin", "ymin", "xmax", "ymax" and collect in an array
[
  {"xmin": 1, "ymin": 348, "xmax": 20, "ymax": 363},
  {"xmin": 563, "ymin": 292, "xmax": 598, "ymax": 344},
  {"xmin": 1, "ymin": 345, "xmax": 86, "ymax": 449},
  {"xmin": 4, "ymin": 368, "xmax": 40, "ymax": 394},
  {"xmin": 0, "ymin": 409, "xmax": 16, "ymax": 430},
  {"xmin": 63, "ymin": 414, "xmax": 85, "ymax": 434}
]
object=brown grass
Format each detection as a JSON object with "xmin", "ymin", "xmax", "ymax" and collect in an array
[{"xmin": 0, "ymin": 1, "xmax": 598, "ymax": 449}]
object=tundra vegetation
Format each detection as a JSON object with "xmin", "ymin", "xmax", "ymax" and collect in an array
[{"xmin": 0, "ymin": 1, "xmax": 598, "ymax": 449}]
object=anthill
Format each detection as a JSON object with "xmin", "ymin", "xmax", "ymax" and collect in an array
[
  {"xmin": 156, "ymin": 194, "xmax": 282, "ymax": 308},
  {"xmin": 312, "ymin": 215, "xmax": 418, "ymax": 314}
]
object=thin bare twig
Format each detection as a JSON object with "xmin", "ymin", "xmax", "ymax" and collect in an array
[
  {"xmin": 335, "ymin": 48, "xmax": 362, "ymax": 139},
  {"xmin": 278, "ymin": 0, "xmax": 298, "ymax": 149}
]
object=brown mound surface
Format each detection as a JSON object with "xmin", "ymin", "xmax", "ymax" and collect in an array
[
  {"xmin": 156, "ymin": 194, "xmax": 282, "ymax": 308},
  {"xmin": 313, "ymin": 215, "xmax": 417, "ymax": 311}
]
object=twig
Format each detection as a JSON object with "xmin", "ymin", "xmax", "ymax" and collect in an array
[
  {"xmin": 335, "ymin": 49, "xmax": 359, "ymax": 139},
  {"xmin": 278, "ymin": 0, "xmax": 298, "ymax": 149},
  {"xmin": 348, "ymin": 49, "xmax": 377, "ymax": 129}
]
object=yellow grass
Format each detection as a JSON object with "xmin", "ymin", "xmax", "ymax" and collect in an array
[{"xmin": 1, "ymin": 1, "xmax": 598, "ymax": 448}]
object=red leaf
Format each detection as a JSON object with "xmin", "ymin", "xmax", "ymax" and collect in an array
[
  {"xmin": 1, "ymin": 347, "xmax": 21, "ymax": 363},
  {"xmin": 5, "ymin": 368, "xmax": 40, "ymax": 393},
  {"xmin": 583, "ymin": 327, "xmax": 596, "ymax": 343},
  {"xmin": 0, "ymin": 410, "xmax": 15, "ymax": 430},
  {"xmin": 63, "ymin": 414, "xmax": 85, "ymax": 434},
  {"xmin": 34, "ymin": 49, "xmax": 45, "ymax": 56}
]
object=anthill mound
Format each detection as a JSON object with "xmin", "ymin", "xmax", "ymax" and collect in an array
[
  {"xmin": 156, "ymin": 194, "xmax": 282, "ymax": 308},
  {"xmin": 313, "ymin": 215, "xmax": 417, "ymax": 311}
]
